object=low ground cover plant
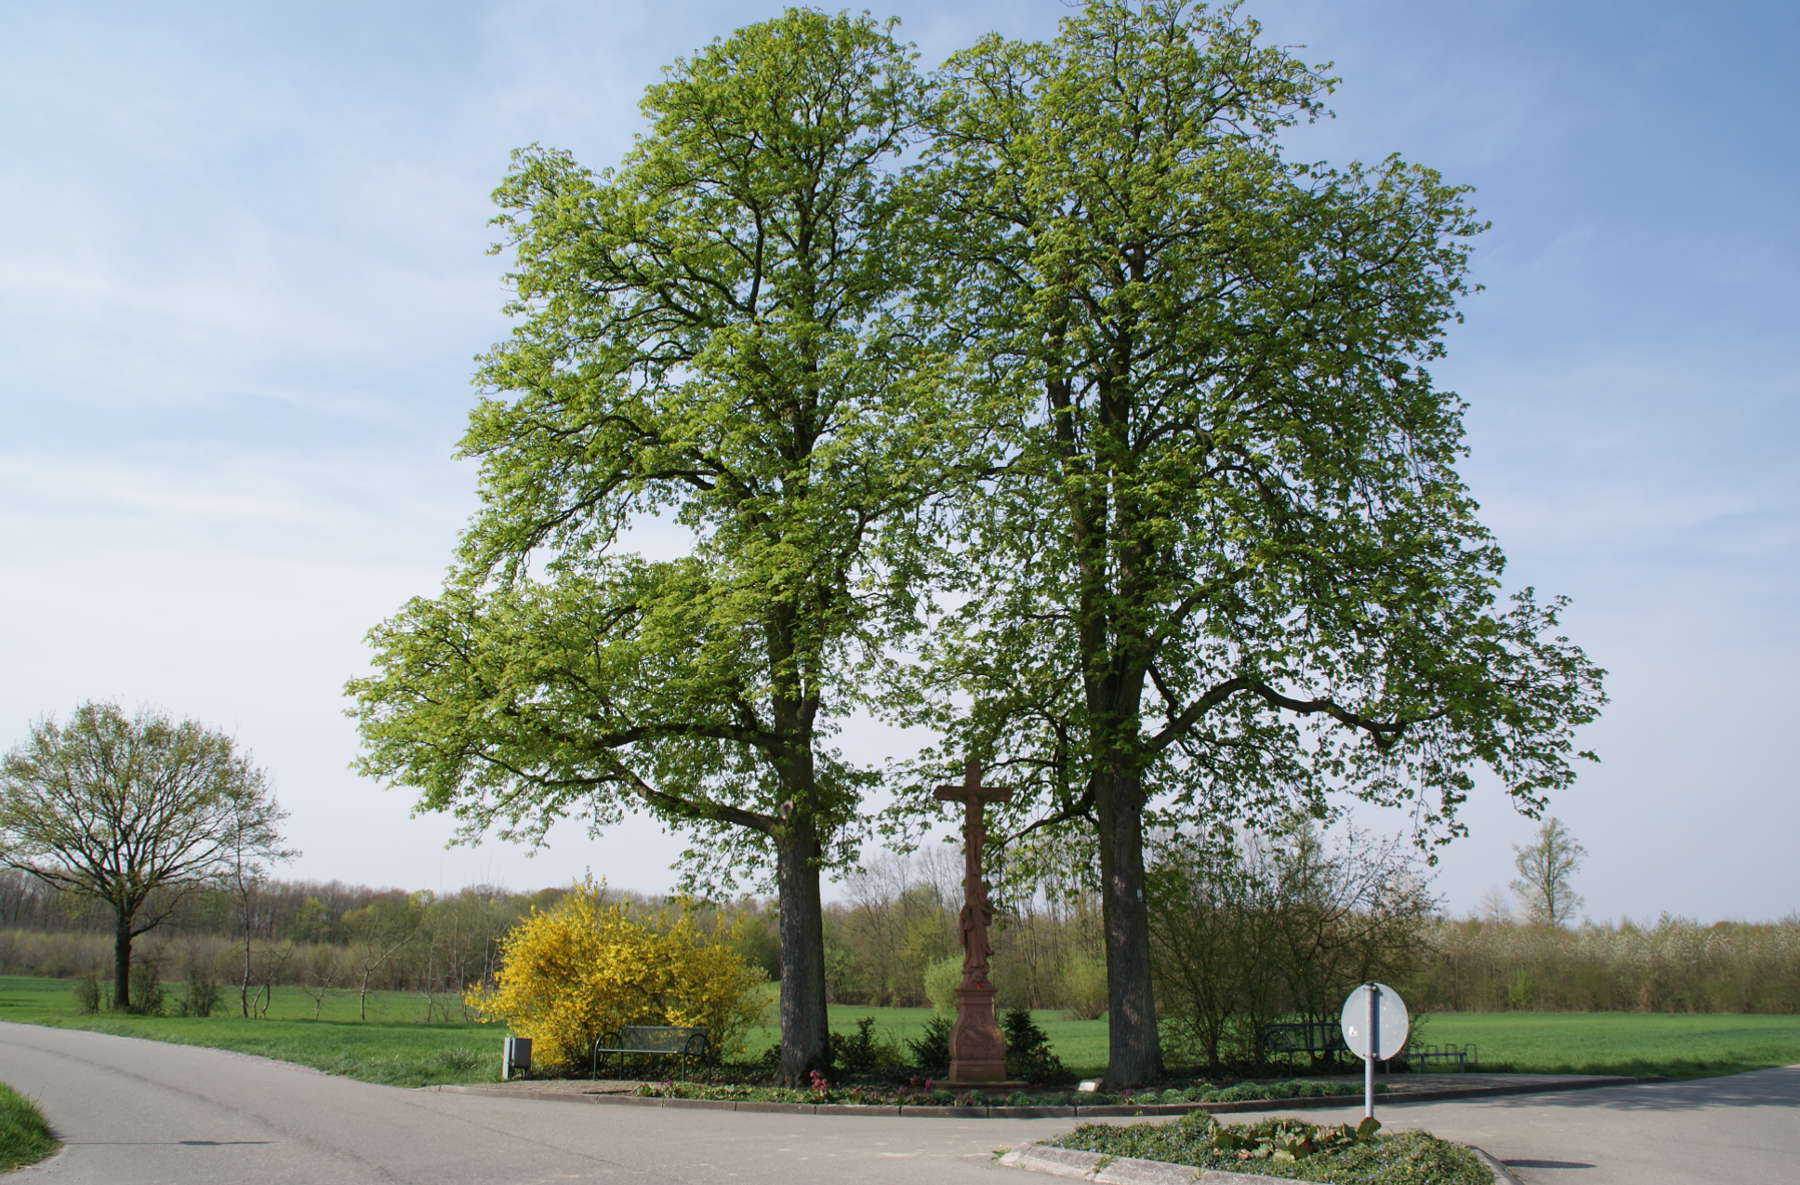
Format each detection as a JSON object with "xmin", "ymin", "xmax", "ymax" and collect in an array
[
  {"xmin": 0, "ymin": 1082, "xmax": 58, "ymax": 1172},
  {"xmin": 1051, "ymin": 1112, "xmax": 1490, "ymax": 1185},
  {"xmin": 627, "ymin": 1075, "xmax": 1371, "ymax": 1108}
]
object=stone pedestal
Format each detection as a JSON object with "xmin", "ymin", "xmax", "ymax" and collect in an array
[{"xmin": 946, "ymin": 985, "xmax": 1007, "ymax": 1086}]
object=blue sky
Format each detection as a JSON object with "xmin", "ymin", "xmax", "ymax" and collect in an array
[{"xmin": 2, "ymin": 0, "xmax": 1794, "ymax": 922}]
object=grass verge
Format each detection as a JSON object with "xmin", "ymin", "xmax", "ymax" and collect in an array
[
  {"xmin": 5, "ymin": 973, "xmax": 1798, "ymax": 1088},
  {"xmin": 0, "ymin": 1083, "xmax": 58, "ymax": 1172},
  {"xmin": 1051, "ymin": 1113, "xmax": 1490, "ymax": 1185}
]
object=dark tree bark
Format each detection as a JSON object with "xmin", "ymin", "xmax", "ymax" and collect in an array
[
  {"xmin": 1095, "ymin": 760, "xmax": 1162, "ymax": 1088},
  {"xmin": 112, "ymin": 913, "xmax": 133, "ymax": 1011},
  {"xmin": 775, "ymin": 821, "xmax": 829, "ymax": 1084}
]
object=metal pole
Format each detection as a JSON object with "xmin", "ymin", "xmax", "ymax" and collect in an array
[{"xmin": 1364, "ymin": 984, "xmax": 1378, "ymax": 1119}]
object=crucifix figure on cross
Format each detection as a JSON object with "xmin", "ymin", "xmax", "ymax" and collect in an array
[
  {"xmin": 934, "ymin": 758, "xmax": 1012, "ymax": 989},
  {"xmin": 933, "ymin": 757, "xmax": 1016, "ymax": 1086}
]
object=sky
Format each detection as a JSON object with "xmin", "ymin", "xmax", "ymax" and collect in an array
[{"xmin": 2, "ymin": 0, "xmax": 1794, "ymax": 924}]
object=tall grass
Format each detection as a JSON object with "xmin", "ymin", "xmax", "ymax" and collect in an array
[{"xmin": 0, "ymin": 1083, "xmax": 57, "ymax": 1172}]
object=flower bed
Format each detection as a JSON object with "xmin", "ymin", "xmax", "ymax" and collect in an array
[{"xmin": 628, "ymin": 1075, "xmax": 1375, "ymax": 1109}]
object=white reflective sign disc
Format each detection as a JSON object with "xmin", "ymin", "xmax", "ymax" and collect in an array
[{"xmin": 1339, "ymin": 982, "xmax": 1409, "ymax": 1061}]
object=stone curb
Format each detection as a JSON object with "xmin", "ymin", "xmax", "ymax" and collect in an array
[
  {"xmin": 432, "ymin": 1075, "xmax": 1642, "ymax": 1119},
  {"xmin": 998, "ymin": 1140, "xmax": 1522, "ymax": 1184},
  {"xmin": 996, "ymin": 1144, "xmax": 1315, "ymax": 1185}
]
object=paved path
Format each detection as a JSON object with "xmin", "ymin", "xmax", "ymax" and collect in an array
[
  {"xmin": 6, "ymin": 1022, "xmax": 1797, "ymax": 1185},
  {"xmin": 0, "ymin": 1023, "xmax": 1069, "ymax": 1185},
  {"xmin": 1217, "ymin": 1066, "xmax": 1800, "ymax": 1185}
]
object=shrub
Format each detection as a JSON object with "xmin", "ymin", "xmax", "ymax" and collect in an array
[
  {"xmin": 465, "ymin": 883, "xmax": 767, "ymax": 1072},
  {"xmin": 72, "ymin": 973, "xmax": 105, "ymax": 1015},
  {"xmin": 1002, "ymin": 1008, "xmax": 1067, "ymax": 1083},
  {"xmin": 907, "ymin": 1013, "xmax": 952, "ymax": 1075},
  {"xmin": 923, "ymin": 954, "xmax": 962, "ymax": 1016},
  {"xmin": 1059, "ymin": 955, "xmax": 1108, "ymax": 1020},
  {"xmin": 830, "ymin": 1016, "xmax": 905, "ymax": 1076},
  {"xmin": 128, "ymin": 958, "xmax": 165, "ymax": 1016},
  {"xmin": 176, "ymin": 948, "xmax": 221, "ymax": 1017}
]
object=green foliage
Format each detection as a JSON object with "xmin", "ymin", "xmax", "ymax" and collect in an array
[
  {"xmin": 1057, "ymin": 955, "xmax": 1108, "ymax": 1021},
  {"xmin": 347, "ymin": 7, "xmax": 960, "ymax": 1084},
  {"xmin": 72, "ymin": 973, "xmax": 104, "ymax": 1014},
  {"xmin": 175, "ymin": 949, "xmax": 221, "ymax": 1017},
  {"xmin": 899, "ymin": 0, "xmax": 1605, "ymax": 1087},
  {"xmin": 0, "ymin": 702, "xmax": 293, "ymax": 1007},
  {"xmin": 1151, "ymin": 822, "xmax": 1437, "ymax": 1068},
  {"xmin": 923, "ymin": 955, "xmax": 963, "ymax": 1016},
  {"xmin": 128, "ymin": 957, "xmax": 165, "ymax": 1016},
  {"xmin": 907, "ymin": 1013, "xmax": 953, "ymax": 1075},
  {"xmin": 0, "ymin": 1082, "xmax": 57, "ymax": 1173},
  {"xmin": 1054, "ymin": 1113, "xmax": 1487, "ymax": 1185},
  {"xmin": 827, "ymin": 1015, "xmax": 906, "ymax": 1076},
  {"xmin": 465, "ymin": 884, "xmax": 768, "ymax": 1071},
  {"xmin": 1003, "ymin": 1006, "xmax": 1068, "ymax": 1083}
]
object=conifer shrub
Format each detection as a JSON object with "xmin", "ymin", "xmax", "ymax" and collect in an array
[{"xmin": 465, "ymin": 883, "xmax": 767, "ymax": 1072}]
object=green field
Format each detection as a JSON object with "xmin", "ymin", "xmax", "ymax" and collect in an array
[
  {"xmin": 0, "ymin": 975, "xmax": 497, "ymax": 1086},
  {"xmin": 3, "ymin": 975, "xmax": 1797, "ymax": 1088},
  {"xmin": 1417, "ymin": 1011, "xmax": 1800, "ymax": 1080}
]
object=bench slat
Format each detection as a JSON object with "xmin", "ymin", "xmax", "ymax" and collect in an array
[{"xmin": 592, "ymin": 1025, "xmax": 709, "ymax": 1080}]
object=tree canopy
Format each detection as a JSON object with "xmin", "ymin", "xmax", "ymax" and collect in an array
[
  {"xmin": 353, "ymin": 0, "xmax": 1604, "ymax": 1089},
  {"xmin": 0, "ymin": 702, "xmax": 291, "ymax": 1008},
  {"xmin": 348, "ymin": 9, "xmax": 957, "ymax": 1081},
  {"xmin": 896, "ymin": 0, "xmax": 1606, "ymax": 1085}
]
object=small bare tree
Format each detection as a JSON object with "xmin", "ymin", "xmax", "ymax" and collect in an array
[{"xmin": 1511, "ymin": 817, "xmax": 1586, "ymax": 927}]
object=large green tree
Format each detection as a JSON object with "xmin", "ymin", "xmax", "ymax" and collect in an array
[
  {"xmin": 0, "ymin": 702, "xmax": 291, "ymax": 1010},
  {"xmin": 907, "ymin": 0, "xmax": 1606, "ymax": 1086},
  {"xmin": 349, "ymin": 10, "xmax": 949, "ymax": 1081}
]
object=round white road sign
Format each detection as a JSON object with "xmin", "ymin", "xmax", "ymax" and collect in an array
[{"xmin": 1339, "ymin": 982, "xmax": 1409, "ymax": 1061}]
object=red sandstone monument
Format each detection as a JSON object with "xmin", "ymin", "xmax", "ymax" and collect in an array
[{"xmin": 933, "ymin": 758, "xmax": 1013, "ymax": 1087}]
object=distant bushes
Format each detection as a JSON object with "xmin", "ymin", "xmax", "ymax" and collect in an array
[{"xmin": 1416, "ymin": 915, "xmax": 1800, "ymax": 1014}]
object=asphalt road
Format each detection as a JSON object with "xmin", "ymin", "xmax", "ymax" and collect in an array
[
  {"xmin": 0, "ymin": 1023, "xmax": 1066, "ymax": 1185},
  {"xmin": 5, "ymin": 1022, "xmax": 1797, "ymax": 1185},
  {"xmin": 1216, "ymin": 1066, "xmax": 1800, "ymax": 1185}
]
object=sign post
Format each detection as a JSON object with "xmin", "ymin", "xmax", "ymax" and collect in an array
[{"xmin": 1339, "ymin": 982, "xmax": 1408, "ymax": 1119}]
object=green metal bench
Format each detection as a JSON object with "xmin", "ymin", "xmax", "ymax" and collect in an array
[
  {"xmin": 1261, "ymin": 1021, "xmax": 1348, "ymax": 1060},
  {"xmin": 591, "ymin": 1024, "xmax": 709, "ymax": 1080},
  {"xmin": 1396, "ymin": 1043, "xmax": 1476, "ymax": 1072}
]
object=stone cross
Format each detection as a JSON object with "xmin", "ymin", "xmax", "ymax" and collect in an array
[{"xmin": 934, "ymin": 758, "xmax": 1012, "ymax": 989}]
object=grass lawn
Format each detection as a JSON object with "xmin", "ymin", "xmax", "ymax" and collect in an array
[
  {"xmin": 3, "ymin": 974, "xmax": 1796, "ymax": 1088},
  {"xmin": 0, "ymin": 1082, "xmax": 58, "ymax": 1172},
  {"xmin": 0, "ymin": 975, "xmax": 496, "ymax": 1087},
  {"xmin": 1418, "ymin": 1011, "xmax": 1800, "ymax": 1080}
]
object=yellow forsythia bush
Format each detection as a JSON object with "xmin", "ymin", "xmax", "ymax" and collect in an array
[{"xmin": 465, "ymin": 883, "xmax": 768, "ymax": 1071}]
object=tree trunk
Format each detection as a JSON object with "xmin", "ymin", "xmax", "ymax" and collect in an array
[
  {"xmin": 112, "ymin": 914, "xmax": 133, "ymax": 1011},
  {"xmin": 774, "ymin": 819, "xmax": 829, "ymax": 1085},
  {"xmin": 1096, "ymin": 762, "xmax": 1162, "ymax": 1088}
]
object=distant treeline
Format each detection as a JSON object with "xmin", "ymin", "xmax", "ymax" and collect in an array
[
  {"xmin": 1419, "ymin": 916, "xmax": 1800, "ymax": 1014},
  {"xmin": 2, "ymin": 864, "xmax": 1796, "ymax": 1019}
]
